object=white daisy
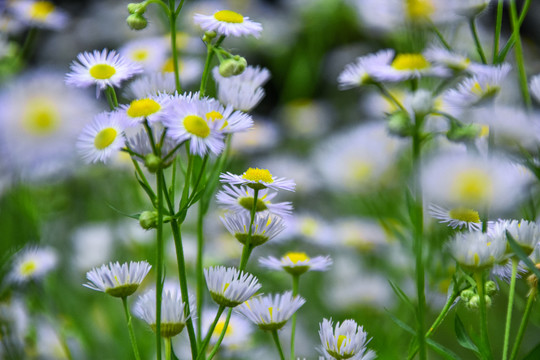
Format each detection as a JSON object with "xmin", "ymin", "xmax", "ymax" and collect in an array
[
  {"xmin": 10, "ymin": 0, "xmax": 69, "ymax": 30},
  {"xmin": 216, "ymin": 185, "xmax": 293, "ymax": 218},
  {"xmin": 83, "ymin": 261, "xmax": 151, "ymax": 298},
  {"xmin": 370, "ymin": 52, "xmax": 450, "ymax": 82},
  {"xmin": 235, "ymin": 291, "xmax": 305, "ymax": 331},
  {"xmin": 443, "ymin": 64, "xmax": 511, "ymax": 109},
  {"xmin": 338, "ymin": 49, "xmax": 394, "ymax": 89},
  {"xmin": 424, "ymin": 47, "xmax": 482, "ymax": 73},
  {"xmin": 124, "ymin": 72, "xmax": 177, "ymax": 100},
  {"xmin": 259, "ymin": 252, "xmax": 332, "ymax": 276},
  {"xmin": 447, "ymin": 231, "xmax": 506, "ymax": 271},
  {"xmin": 201, "ymin": 309, "xmax": 252, "ymax": 349},
  {"xmin": 220, "ymin": 168, "xmax": 295, "ymax": 192},
  {"xmin": 319, "ymin": 318, "xmax": 376, "ymax": 360},
  {"xmin": 133, "ymin": 288, "xmax": 189, "ymax": 337},
  {"xmin": 8, "ymin": 246, "xmax": 58, "ymax": 284},
  {"xmin": 163, "ymin": 94, "xmax": 225, "ymax": 156},
  {"xmin": 490, "ymin": 219, "xmax": 540, "ymax": 255},
  {"xmin": 212, "ymin": 66, "xmax": 270, "ymax": 112},
  {"xmin": 193, "ymin": 10, "xmax": 262, "ymax": 38},
  {"xmin": 204, "ymin": 266, "xmax": 261, "ymax": 307},
  {"xmin": 221, "ymin": 212, "xmax": 286, "ymax": 247},
  {"xmin": 122, "ymin": 93, "xmax": 172, "ymax": 125},
  {"xmin": 77, "ymin": 111, "xmax": 128, "ymax": 164},
  {"xmin": 65, "ymin": 49, "xmax": 143, "ymax": 97},
  {"xmin": 119, "ymin": 37, "xmax": 169, "ymax": 73},
  {"xmin": 429, "ymin": 204, "xmax": 482, "ymax": 231},
  {"xmin": 198, "ymin": 99, "xmax": 253, "ymax": 134}
]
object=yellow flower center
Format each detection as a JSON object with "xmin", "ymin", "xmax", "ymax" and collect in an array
[
  {"xmin": 127, "ymin": 98, "xmax": 161, "ymax": 118},
  {"xmin": 214, "ymin": 10, "xmax": 244, "ymax": 23},
  {"xmin": 94, "ymin": 128, "xmax": 118, "ymax": 150},
  {"xmin": 132, "ymin": 49, "xmax": 149, "ymax": 62},
  {"xmin": 242, "ymin": 168, "xmax": 273, "ymax": 183},
  {"xmin": 448, "ymin": 208, "xmax": 481, "ymax": 223},
  {"xmin": 89, "ymin": 64, "xmax": 116, "ymax": 80},
  {"xmin": 183, "ymin": 115, "xmax": 210, "ymax": 138},
  {"xmin": 391, "ymin": 54, "xmax": 430, "ymax": 71},
  {"xmin": 406, "ymin": 0, "xmax": 435, "ymax": 20},
  {"xmin": 29, "ymin": 1, "xmax": 55, "ymax": 20},
  {"xmin": 474, "ymin": 252, "xmax": 480, "ymax": 266},
  {"xmin": 300, "ymin": 217, "xmax": 318, "ymax": 236},
  {"xmin": 213, "ymin": 320, "xmax": 233, "ymax": 337},
  {"xmin": 337, "ymin": 335, "xmax": 348, "ymax": 351},
  {"xmin": 206, "ymin": 111, "xmax": 229, "ymax": 130},
  {"xmin": 284, "ymin": 252, "xmax": 310, "ymax": 264},
  {"xmin": 351, "ymin": 162, "xmax": 373, "ymax": 181},
  {"xmin": 23, "ymin": 99, "xmax": 59, "ymax": 135},
  {"xmin": 453, "ymin": 169, "xmax": 492, "ymax": 204},
  {"xmin": 20, "ymin": 260, "xmax": 37, "ymax": 276}
]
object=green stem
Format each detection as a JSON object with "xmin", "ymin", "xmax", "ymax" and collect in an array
[
  {"xmin": 131, "ymin": 158, "xmax": 156, "ymax": 201},
  {"xmin": 431, "ymin": 24, "xmax": 451, "ymax": 51},
  {"xmin": 509, "ymin": 289, "xmax": 537, "ymax": 360},
  {"xmin": 374, "ymin": 82, "xmax": 407, "ymax": 112},
  {"xmin": 196, "ymin": 306, "xmax": 226, "ymax": 360},
  {"xmin": 239, "ymin": 189, "xmax": 259, "ymax": 272},
  {"xmin": 207, "ymin": 308, "xmax": 233, "ymax": 360},
  {"xmin": 196, "ymin": 204, "xmax": 205, "ymax": 341},
  {"xmin": 164, "ymin": 337, "xmax": 171, "ymax": 360},
  {"xmin": 290, "ymin": 275, "xmax": 300, "ymax": 360},
  {"xmin": 503, "ymin": 258, "xmax": 519, "ymax": 360},
  {"xmin": 271, "ymin": 330, "xmax": 286, "ymax": 360},
  {"xmin": 122, "ymin": 297, "xmax": 142, "ymax": 360},
  {"xmin": 199, "ymin": 36, "xmax": 225, "ymax": 98},
  {"xmin": 493, "ymin": 0, "xmax": 504, "ymax": 63},
  {"xmin": 168, "ymin": 0, "xmax": 182, "ymax": 93},
  {"xmin": 155, "ymin": 169, "xmax": 165, "ymax": 360},
  {"xmin": 469, "ymin": 18, "xmax": 487, "ymax": 64},
  {"xmin": 509, "ymin": 0, "xmax": 532, "ymax": 108},
  {"xmin": 497, "ymin": 0, "xmax": 532, "ymax": 63},
  {"xmin": 475, "ymin": 271, "xmax": 493, "ymax": 360},
  {"xmin": 106, "ymin": 86, "xmax": 119, "ymax": 108}
]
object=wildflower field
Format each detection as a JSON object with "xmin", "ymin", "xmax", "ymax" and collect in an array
[{"xmin": 3, "ymin": 0, "xmax": 540, "ymax": 359}]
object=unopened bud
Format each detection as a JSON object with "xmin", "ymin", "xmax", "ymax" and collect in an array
[
  {"xmin": 218, "ymin": 56, "xmax": 247, "ymax": 77},
  {"xmin": 139, "ymin": 211, "xmax": 158, "ymax": 230},
  {"xmin": 144, "ymin": 154, "xmax": 162, "ymax": 173},
  {"xmin": 446, "ymin": 123, "xmax": 481, "ymax": 143},
  {"xmin": 527, "ymin": 264, "xmax": 540, "ymax": 290},
  {"xmin": 202, "ymin": 31, "xmax": 217, "ymax": 42},
  {"xmin": 387, "ymin": 110, "xmax": 412, "ymax": 137},
  {"xmin": 127, "ymin": 2, "xmax": 146, "ymax": 15},
  {"xmin": 460, "ymin": 288, "xmax": 475, "ymax": 301},
  {"xmin": 127, "ymin": 13, "xmax": 148, "ymax": 31},
  {"xmin": 466, "ymin": 294, "xmax": 480, "ymax": 309},
  {"xmin": 485, "ymin": 281, "xmax": 497, "ymax": 296}
]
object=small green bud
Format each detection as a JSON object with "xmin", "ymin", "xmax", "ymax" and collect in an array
[
  {"xmin": 485, "ymin": 281, "xmax": 497, "ymax": 296},
  {"xmin": 127, "ymin": 13, "xmax": 148, "ymax": 31},
  {"xmin": 484, "ymin": 295, "xmax": 492, "ymax": 308},
  {"xmin": 460, "ymin": 288, "xmax": 475, "ymax": 301},
  {"xmin": 218, "ymin": 56, "xmax": 247, "ymax": 77},
  {"xmin": 387, "ymin": 110, "xmax": 413, "ymax": 137},
  {"xmin": 202, "ymin": 31, "xmax": 217, "ymax": 42},
  {"xmin": 127, "ymin": 2, "xmax": 146, "ymax": 15},
  {"xmin": 467, "ymin": 294, "xmax": 480, "ymax": 309},
  {"xmin": 144, "ymin": 154, "xmax": 162, "ymax": 173},
  {"xmin": 446, "ymin": 123, "xmax": 481, "ymax": 143},
  {"xmin": 139, "ymin": 211, "xmax": 158, "ymax": 230}
]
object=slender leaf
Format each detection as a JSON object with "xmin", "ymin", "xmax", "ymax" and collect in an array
[
  {"xmin": 106, "ymin": 203, "xmax": 141, "ymax": 220},
  {"xmin": 388, "ymin": 280, "xmax": 415, "ymax": 310},
  {"xmin": 454, "ymin": 314, "xmax": 480, "ymax": 356}
]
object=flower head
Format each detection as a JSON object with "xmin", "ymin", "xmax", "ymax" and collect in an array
[
  {"xmin": 220, "ymin": 168, "xmax": 295, "ymax": 192},
  {"xmin": 125, "ymin": 73, "xmax": 177, "ymax": 100},
  {"xmin": 429, "ymin": 204, "xmax": 482, "ymax": 231},
  {"xmin": 447, "ymin": 231, "xmax": 506, "ymax": 271},
  {"xmin": 490, "ymin": 219, "xmax": 540, "ymax": 256},
  {"xmin": 369, "ymin": 51, "xmax": 450, "ymax": 82},
  {"xmin": 122, "ymin": 93, "xmax": 172, "ymax": 125},
  {"xmin": 259, "ymin": 252, "xmax": 332, "ymax": 276},
  {"xmin": 193, "ymin": 10, "xmax": 262, "ymax": 38},
  {"xmin": 213, "ymin": 66, "xmax": 270, "ymax": 111},
  {"xmin": 9, "ymin": 246, "xmax": 58, "ymax": 284},
  {"xmin": 216, "ymin": 185, "xmax": 293, "ymax": 218},
  {"xmin": 10, "ymin": 0, "xmax": 69, "ymax": 30},
  {"xmin": 235, "ymin": 291, "xmax": 305, "ymax": 331},
  {"xmin": 319, "ymin": 318, "xmax": 376, "ymax": 360},
  {"xmin": 205, "ymin": 266, "xmax": 261, "ymax": 307},
  {"xmin": 84, "ymin": 261, "xmax": 151, "ymax": 298},
  {"xmin": 221, "ymin": 212, "xmax": 286, "ymax": 247},
  {"xmin": 338, "ymin": 49, "xmax": 394, "ymax": 89}
]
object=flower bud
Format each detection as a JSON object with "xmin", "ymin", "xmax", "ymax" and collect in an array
[
  {"xmin": 466, "ymin": 294, "xmax": 480, "ymax": 309},
  {"xmin": 218, "ymin": 56, "xmax": 247, "ymax": 77},
  {"xmin": 484, "ymin": 295, "xmax": 492, "ymax": 307},
  {"xmin": 386, "ymin": 110, "xmax": 413, "ymax": 137},
  {"xmin": 460, "ymin": 288, "xmax": 475, "ymax": 301},
  {"xmin": 127, "ymin": 2, "xmax": 146, "ymax": 14},
  {"xmin": 446, "ymin": 123, "xmax": 481, "ymax": 143},
  {"xmin": 485, "ymin": 281, "xmax": 497, "ymax": 296},
  {"xmin": 139, "ymin": 211, "xmax": 158, "ymax": 230},
  {"xmin": 202, "ymin": 31, "xmax": 217, "ymax": 42},
  {"xmin": 127, "ymin": 13, "xmax": 148, "ymax": 31},
  {"xmin": 144, "ymin": 154, "xmax": 162, "ymax": 173}
]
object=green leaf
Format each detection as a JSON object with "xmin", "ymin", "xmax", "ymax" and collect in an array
[
  {"xmin": 388, "ymin": 280, "xmax": 414, "ymax": 310},
  {"xmin": 106, "ymin": 203, "xmax": 141, "ymax": 220},
  {"xmin": 454, "ymin": 314, "xmax": 480, "ymax": 356},
  {"xmin": 523, "ymin": 341, "xmax": 540, "ymax": 360},
  {"xmin": 506, "ymin": 231, "xmax": 540, "ymax": 289}
]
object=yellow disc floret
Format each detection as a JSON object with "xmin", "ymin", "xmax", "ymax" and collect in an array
[
  {"xmin": 127, "ymin": 98, "xmax": 161, "ymax": 118},
  {"xmin": 131, "ymin": 49, "xmax": 149, "ymax": 62},
  {"xmin": 242, "ymin": 168, "xmax": 274, "ymax": 183},
  {"xmin": 391, "ymin": 54, "xmax": 431, "ymax": 71},
  {"xmin": 406, "ymin": 0, "xmax": 435, "ymax": 20},
  {"xmin": 94, "ymin": 128, "xmax": 118, "ymax": 150},
  {"xmin": 89, "ymin": 64, "xmax": 116, "ymax": 80},
  {"xmin": 183, "ymin": 115, "xmax": 210, "ymax": 138},
  {"xmin": 213, "ymin": 320, "xmax": 233, "ymax": 337},
  {"xmin": 20, "ymin": 260, "xmax": 37, "ymax": 276},
  {"xmin": 453, "ymin": 169, "xmax": 493, "ymax": 204},
  {"xmin": 29, "ymin": 1, "xmax": 55, "ymax": 21},
  {"xmin": 448, "ymin": 208, "xmax": 481, "ymax": 223},
  {"xmin": 23, "ymin": 99, "xmax": 59, "ymax": 135},
  {"xmin": 283, "ymin": 252, "xmax": 310, "ymax": 264},
  {"xmin": 214, "ymin": 10, "xmax": 244, "ymax": 23}
]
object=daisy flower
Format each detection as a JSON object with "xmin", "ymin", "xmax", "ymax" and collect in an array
[
  {"xmin": 124, "ymin": 72, "xmax": 177, "ymax": 100},
  {"xmin": 119, "ymin": 37, "xmax": 169, "ymax": 73},
  {"xmin": 337, "ymin": 49, "xmax": 394, "ymax": 89},
  {"xmin": 235, "ymin": 291, "xmax": 305, "ymax": 331},
  {"xmin": 370, "ymin": 51, "xmax": 450, "ymax": 82},
  {"xmin": 216, "ymin": 185, "xmax": 293, "ymax": 218},
  {"xmin": 10, "ymin": 0, "xmax": 69, "ymax": 30},
  {"xmin": 77, "ymin": 111, "xmax": 128, "ymax": 164},
  {"xmin": 8, "ymin": 246, "xmax": 58, "ymax": 284},
  {"xmin": 220, "ymin": 168, "xmax": 295, "ymax": 192},
  {"xmin": 201, "ymin": 309, "xmax": 252, "ymax": 349},
  {"xmin": 490, "ymin": 219, "xmax": 540, "ymax": 255},
  {"xmin": 259, "ymin": 252, "xmax": 332, "ymax": 276},
  {"xmin": 65, "ymin": 49, "xmax": 143, "ymax": 97},
  {"xmin": 133, "ymin": 288, "xmax": 190, "ymax": 337},
  {"xmin": 198, "ymin": 99, "xmax": 253, "ymax": 134},
  {"xmin": 443, "ymin": 64, "xmax": 511, "ymax": 109},
  {"xmin": 213, "ymin": 66, "xmax": 270, "ymax": 112},
  {"xmin": 221, "ymin": 212, "xmax": 286, "ymax": 247},
  {"xmin": 83, "ymin": 261, "xmax": 151, "ymax": 298},
  {"xmin": 424, "ymin": 47, "xmax": 482, "ymax": 73},
  {"xmin": 163, "ymin": 94, "xmax": 225, "ymax": 156},
  {"xmin": 122, "ymin": 93, "xmax": 172, "ymax": 125},
  {"xmin": 205, "ymin": 266, "xmax": 261, "ymax": 307},
  {"xmin": 447, "ymin": 231, "xmax": 506, "ymax": 271},
  {"xmin": 319, "ymin": 318, "xmax": 376, "ymax": 360},
  {"xmin": 193, "ymin": 10, "xmax": 262, "ymax": 38},
  {"xmin": 429, "ymin": 204, "xmax": 482, "ymax": 231}
]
